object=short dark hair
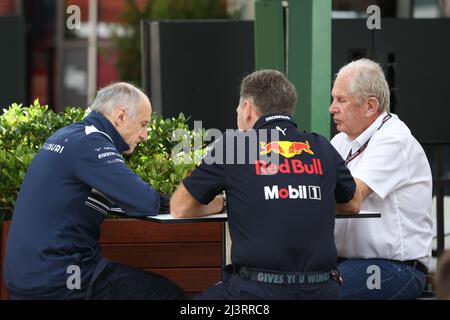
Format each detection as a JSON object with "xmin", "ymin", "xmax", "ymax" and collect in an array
[{"xmin": 240, "ymin": 70, "xmax": 297, "ymax": 116}]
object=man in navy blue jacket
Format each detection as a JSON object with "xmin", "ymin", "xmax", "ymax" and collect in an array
[{"xmin": 4, "ymin": 82, "xmax": 185, "ymax": 299}]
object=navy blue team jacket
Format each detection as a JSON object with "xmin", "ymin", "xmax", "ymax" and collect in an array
[{"xmin": 4, "ymin": 111, "xmax": 160, "ymax": 298}]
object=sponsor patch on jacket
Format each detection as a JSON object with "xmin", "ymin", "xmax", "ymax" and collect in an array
[{"xmin": 42, "ymin": 143, "xmax": 65, "ymax": 154}]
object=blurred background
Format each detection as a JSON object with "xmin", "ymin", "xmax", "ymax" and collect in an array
[{"xmin": 1, "ymin": 0, "xmax": 449, "ymax": 112}]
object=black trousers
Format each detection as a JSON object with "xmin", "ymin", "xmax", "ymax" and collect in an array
[
  {"xmin": 87, "ymin": 262, "xmax": 185, "ymax": 300},
  {"xmin": 9, "ymin": 262, "xmax": 185, "ymax": 300}
]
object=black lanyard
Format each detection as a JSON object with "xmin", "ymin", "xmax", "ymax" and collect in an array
[{"xmin": 345, "ymin": 113, "xmax": 392, "ymax": 166}]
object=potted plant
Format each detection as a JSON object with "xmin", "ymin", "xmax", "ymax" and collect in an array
[{"xmin": 0, "ymin": 102, "xmax": 223, "ymax": 299}]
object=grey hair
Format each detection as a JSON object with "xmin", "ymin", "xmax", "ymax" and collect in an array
[
  {"xmin": 337, "ymin": 58, "xmax": 390, "ymax": 113},
  {"xmin": 90, "ymin": 82, "xmax": 147, "ymax": 118}
]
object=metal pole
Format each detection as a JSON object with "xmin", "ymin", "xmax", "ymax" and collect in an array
[
  {"xmin": 87, "ymin": 0, "xmax": 98, "ymax": 105},
  {"xmin": 254, "ymin": 0, "xmax": 285, "ymax": 72},
  {"xmin": 287, "ymin": 0, "xmax": 332, "ymax": 138},
  {"xmin": 55, "ymin": 0, "xmax": 65, "ymax": 112}
]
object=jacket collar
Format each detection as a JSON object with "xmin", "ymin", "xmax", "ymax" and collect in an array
[
  {"xmin": 351, "ymin": 111, "xmax": 389, "ymax": 148},
  {"xmin": 253, "ymin": 113, "xmax": 298, "ymax": 130},
  {"xmin": 83, "ymin": 111, "xmax": 130, "ymax": 153}
]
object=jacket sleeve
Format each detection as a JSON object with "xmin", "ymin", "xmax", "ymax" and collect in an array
[
  {"xmin": 182, "ymin": 135, "xmax": 227, "ymax": 204},
  {"xmin": 74, "ymin": 133, "xmax": 160, "ymax": 216}
]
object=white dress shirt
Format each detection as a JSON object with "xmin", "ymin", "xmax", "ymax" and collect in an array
[{"xmin": 331, "ymin": 112, "xmax": 433, "ymax": 266}]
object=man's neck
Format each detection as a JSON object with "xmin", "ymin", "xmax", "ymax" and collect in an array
[{"xmin": 348, "ymin": 112, "xmax": 384, "ymax": 141}]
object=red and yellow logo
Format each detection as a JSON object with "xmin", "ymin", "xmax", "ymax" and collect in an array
[{"xmin": 259, "ymin": 141, "xmax": 314, "ymax": 158}]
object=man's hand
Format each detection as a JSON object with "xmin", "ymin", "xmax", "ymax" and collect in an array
[
  {"xmin": 336, "ymin": 178, "xmax": 373, "ymax": 214},
  {"xmin": 170, "ymin": 183, "xmax": 224, "ymax": 218}
]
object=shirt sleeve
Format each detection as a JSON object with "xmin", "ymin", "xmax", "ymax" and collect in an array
[
  {"xmin": 74, "ymin": 133, "xmax": 160, "ymax": 216},
  {"xmin": 333, "ymin": 146, "xmax": 356, "ymax": 204},
  {"xmin": 351, "ymin": 135, "xmax": 407, "ymax": 200},
  {"xmin": 182, "ymin": 137, "xmax": 226, "ymax": 205}
]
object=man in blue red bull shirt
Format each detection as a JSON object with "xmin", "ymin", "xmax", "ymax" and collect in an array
[
  {"xmin": 170, "ymin": 70, "xmax": 358, "ymax": 299},
  {"xmin": 4, "ymin": 82, "xmax": 184, "ymax": 299}
]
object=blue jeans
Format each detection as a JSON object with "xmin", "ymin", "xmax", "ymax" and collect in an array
[{"xmin": 338, "ymin": 259, "xmax": 425, "ymax": 300}]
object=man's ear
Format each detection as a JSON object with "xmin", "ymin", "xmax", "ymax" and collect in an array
[
  {"xmin": 240, "ymin": 99, "xmax": 251, "ymax": 120},
  {"xmin": 244, "ymin": 100, "xmax": 252, "ymax": 121},
  {"xmin": 113, "ymin": 106, "xmax": 126, "ymax": 126},
  {"xmin": 245, "ymin": 99, "xmax": 261, "ymax": 128},
  {"xmin": 247, "ymin": 99, "xmax": 261, "ymax": 118},
  {"xmin": 366, "ymin": 97, "xmax": 380, "ymax": 116}
]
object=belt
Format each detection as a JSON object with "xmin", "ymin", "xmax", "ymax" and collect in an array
[
  {"xmin": 232, "ymin": 265, "xmax": 341, "ymax": 286},
  {"xmin": 389, "ymin": 259, "xmax": 428, "ymax": 274}
]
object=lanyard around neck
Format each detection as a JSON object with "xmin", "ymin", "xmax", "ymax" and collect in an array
[{"xmin": 345, "ymin": 113, "xmax": 392, "ymax": 166}]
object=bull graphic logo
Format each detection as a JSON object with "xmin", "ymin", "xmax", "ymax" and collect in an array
[{"xmin": 260, "ymin": 141, "xmax": 314, "ymax": 158}]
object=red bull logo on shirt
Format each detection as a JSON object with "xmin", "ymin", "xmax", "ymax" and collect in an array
[
  {"xmin": 260, "ymin": 141, "xmax": 314, "ymax": 158},
  {"xmin": 255, "ymin": 158, "xmax": 323, "ymax": 175}
]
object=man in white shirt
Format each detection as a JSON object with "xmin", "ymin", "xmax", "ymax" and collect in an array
[{"xmin": 329, "ymin": 58, "xmax": 433, "ymax": 299}]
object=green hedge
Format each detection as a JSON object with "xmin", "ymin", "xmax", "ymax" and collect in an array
[{"xmin": 0, "ymin": 100, "xmax": 204, "ymax": 217}]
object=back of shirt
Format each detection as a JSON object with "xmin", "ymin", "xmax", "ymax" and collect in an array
[{"xmin": 183, "ymin": 115, "xmax": 355, "ymax": 273}]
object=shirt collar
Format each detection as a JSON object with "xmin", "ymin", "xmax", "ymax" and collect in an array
[
  {"xmin": 83, "ymin": 111, "xmax": 130, "ymax": 153},
  {"xmin": 253, "ymin": 113, "xmax": 298, "ymax": 130},
  {"xmin": 351, "ymin": 111, "xmax": 388, "ymax": 150}
]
